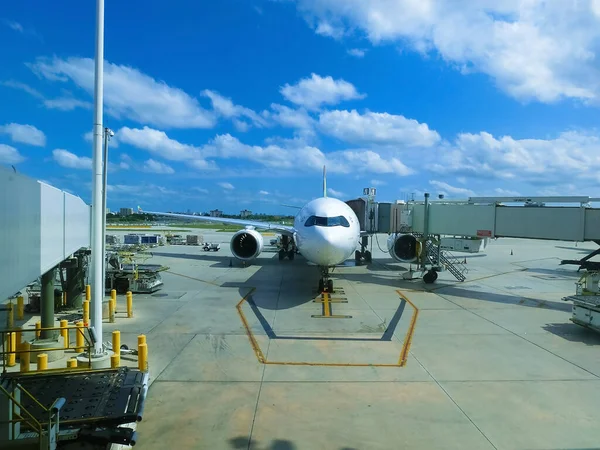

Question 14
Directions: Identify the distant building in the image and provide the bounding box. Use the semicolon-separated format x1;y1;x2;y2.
210;209;223;217
240;209;252;218
120;207;134;216
106;207;111;214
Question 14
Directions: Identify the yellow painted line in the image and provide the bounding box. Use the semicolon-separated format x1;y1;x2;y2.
396;290;419;367
236;288;266;363
236;288;419;368
323;292;331;317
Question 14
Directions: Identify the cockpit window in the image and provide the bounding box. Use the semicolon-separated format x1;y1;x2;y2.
304;215;350;227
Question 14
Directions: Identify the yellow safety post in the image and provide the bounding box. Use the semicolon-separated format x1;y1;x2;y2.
111;354;119;369
137;334;146;346
111;289;117;306
83;300;90;327
67;358;78;368
126;291;133;318
35;321;41;338
15;326;22;360
75;321;84;353
7;333;15;367
17;296;24;320
7;302;13;329
37;353;48;371
60;319;69;348
112;331;121;366
62;291;67;307
86;284;91;301
138;343;147;372
20;342;30;372
109;298;115;323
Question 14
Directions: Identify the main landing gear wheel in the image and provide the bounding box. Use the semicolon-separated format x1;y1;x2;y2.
278;249;285;261
354;249;372;265
423;269;438;284
288;250;295;260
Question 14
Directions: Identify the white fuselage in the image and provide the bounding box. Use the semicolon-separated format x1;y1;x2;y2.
292;197;361;267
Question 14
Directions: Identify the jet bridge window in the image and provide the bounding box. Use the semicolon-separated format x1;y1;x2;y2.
304;215;350;227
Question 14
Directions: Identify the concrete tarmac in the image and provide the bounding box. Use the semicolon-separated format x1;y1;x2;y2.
4;229;600;449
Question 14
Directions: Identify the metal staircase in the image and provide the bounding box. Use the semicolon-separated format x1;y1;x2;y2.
425;240;467;282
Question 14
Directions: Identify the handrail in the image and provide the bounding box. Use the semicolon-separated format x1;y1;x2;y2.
0;324;94;373
0;382;43;438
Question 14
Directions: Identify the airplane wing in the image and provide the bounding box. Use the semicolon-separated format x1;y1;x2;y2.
139;208;296;235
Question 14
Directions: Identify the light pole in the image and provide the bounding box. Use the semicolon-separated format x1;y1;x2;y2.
102;128;114;297
90;0;105;357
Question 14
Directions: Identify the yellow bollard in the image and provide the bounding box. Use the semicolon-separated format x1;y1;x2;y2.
112;331;121;365
75;321;84;353
109;299;115;323
37;353;48;371
35;321;41;338
126;291;133;318
137;334;146;346
111;289;117;303
17;296;24;320
15;327;22;360
110;353;119;368
60;320;69;348
86;284;91;301
62;291;67;307
7;333;16;367
67;358;78;368
83;300;89;327
138;343;147;372
7;302;13;329
20;342;30;372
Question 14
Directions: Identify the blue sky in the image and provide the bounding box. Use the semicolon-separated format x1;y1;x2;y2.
2;0;600;214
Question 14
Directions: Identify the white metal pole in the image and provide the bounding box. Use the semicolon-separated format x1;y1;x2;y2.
90;0;105;355
102;129;108;299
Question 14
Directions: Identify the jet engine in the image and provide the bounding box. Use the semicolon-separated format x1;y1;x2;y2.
387;233;421;263
230;229;264;261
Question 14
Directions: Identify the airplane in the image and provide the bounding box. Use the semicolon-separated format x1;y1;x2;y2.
139;166;424;291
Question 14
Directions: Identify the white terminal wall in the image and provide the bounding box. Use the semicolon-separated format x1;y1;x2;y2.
0;165;91;301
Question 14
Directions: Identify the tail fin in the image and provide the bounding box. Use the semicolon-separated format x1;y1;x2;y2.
323;165;327;198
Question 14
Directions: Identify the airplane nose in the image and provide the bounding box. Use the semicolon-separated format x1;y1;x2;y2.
313;227;346;264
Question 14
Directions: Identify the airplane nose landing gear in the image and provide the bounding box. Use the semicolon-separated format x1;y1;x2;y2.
318;266;334;293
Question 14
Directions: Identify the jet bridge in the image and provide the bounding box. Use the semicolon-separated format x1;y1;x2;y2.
347;195;600;283
0;165;91;302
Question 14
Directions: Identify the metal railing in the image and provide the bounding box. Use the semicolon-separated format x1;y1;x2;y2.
1;324;94;374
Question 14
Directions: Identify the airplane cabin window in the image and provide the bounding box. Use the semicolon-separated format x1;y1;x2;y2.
304;215;350;227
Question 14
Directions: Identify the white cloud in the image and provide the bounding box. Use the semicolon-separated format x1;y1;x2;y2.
117;126;203;162
28;56;216;129
318;109;440;147
52;149;92;170
263;103;316;132
292;0;600;104
5;20;23;33
0;144;25;164
280;73;366;110
347;48;366;58
202;89;267;128
327;187;345;197
429;180;475;197
0;80;44;99
142;159;175;174
218;182;235;190
259;190;270;195
494;187;521;196
328;149;413;176
371;179;386;186
0;123;46;146
44;97;92;111
428;130;600;184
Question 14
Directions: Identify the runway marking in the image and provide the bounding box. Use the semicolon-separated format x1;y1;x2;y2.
236;287;420;367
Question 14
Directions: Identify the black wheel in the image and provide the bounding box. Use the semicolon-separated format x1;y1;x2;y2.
279;249;285;261
288;250;295;260
318;279;325;292
355;250;361;262
364;250;372;263
327;279;334;292
423;270;438;284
